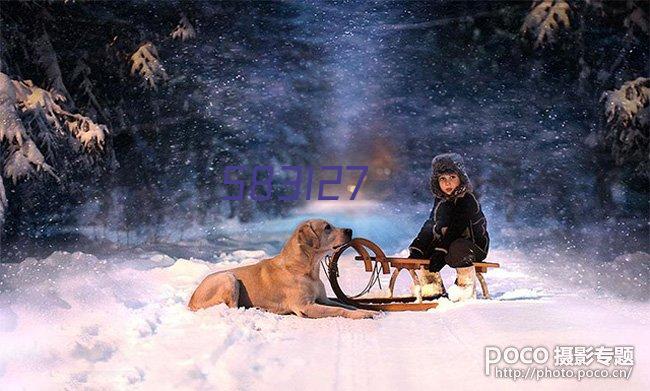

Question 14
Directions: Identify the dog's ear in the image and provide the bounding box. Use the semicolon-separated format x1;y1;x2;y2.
298;221;321;249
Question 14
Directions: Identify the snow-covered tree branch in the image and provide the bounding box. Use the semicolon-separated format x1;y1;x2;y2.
520;0;571;48
601;77;650;177
0;73;56;183
0;72;109;230
70;54;109;124
130;42;169;90
171;13;196;41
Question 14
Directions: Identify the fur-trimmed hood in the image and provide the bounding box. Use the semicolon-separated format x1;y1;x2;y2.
429;153;473;200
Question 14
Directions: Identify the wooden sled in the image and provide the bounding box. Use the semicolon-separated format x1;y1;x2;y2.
326;238;500;312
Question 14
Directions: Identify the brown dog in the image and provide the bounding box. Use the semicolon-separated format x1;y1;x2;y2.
188;219;378;319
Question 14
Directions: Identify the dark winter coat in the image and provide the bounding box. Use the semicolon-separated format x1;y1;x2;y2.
409;153;489;261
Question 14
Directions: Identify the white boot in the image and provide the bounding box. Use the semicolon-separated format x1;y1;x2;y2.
412;269;446;300
447;266;476;302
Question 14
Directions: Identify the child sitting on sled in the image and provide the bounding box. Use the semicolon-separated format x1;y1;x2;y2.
408;153;490;302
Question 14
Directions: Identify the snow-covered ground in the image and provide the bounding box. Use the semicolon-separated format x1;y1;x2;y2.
1;201;649;390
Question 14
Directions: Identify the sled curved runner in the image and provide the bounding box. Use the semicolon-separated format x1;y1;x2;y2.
327;238;500;311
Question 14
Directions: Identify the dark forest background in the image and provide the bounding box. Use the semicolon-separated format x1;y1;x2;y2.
1;0;648;261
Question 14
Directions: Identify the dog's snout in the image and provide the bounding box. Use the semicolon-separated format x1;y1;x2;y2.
343;228;353;237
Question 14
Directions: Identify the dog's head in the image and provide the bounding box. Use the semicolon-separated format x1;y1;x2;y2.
296;219;352;256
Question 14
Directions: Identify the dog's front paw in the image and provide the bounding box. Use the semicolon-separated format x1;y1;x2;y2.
351;309;379;319
365;310;382;319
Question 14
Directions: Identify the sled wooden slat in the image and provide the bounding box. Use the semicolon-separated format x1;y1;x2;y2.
352;296;421;303
474;261;500;268
353;256;500;271
359;302;439;311
353;257;430;268
326;298;438;311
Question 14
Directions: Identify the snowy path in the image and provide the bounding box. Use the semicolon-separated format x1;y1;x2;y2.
1;246;648;390
1;202;649;390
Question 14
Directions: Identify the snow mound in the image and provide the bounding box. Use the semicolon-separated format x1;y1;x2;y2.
497;288;545;301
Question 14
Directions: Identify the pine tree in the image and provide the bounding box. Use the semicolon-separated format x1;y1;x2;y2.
601;77;650;178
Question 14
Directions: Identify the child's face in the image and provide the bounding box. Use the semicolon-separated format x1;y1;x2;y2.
438;173;460;195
